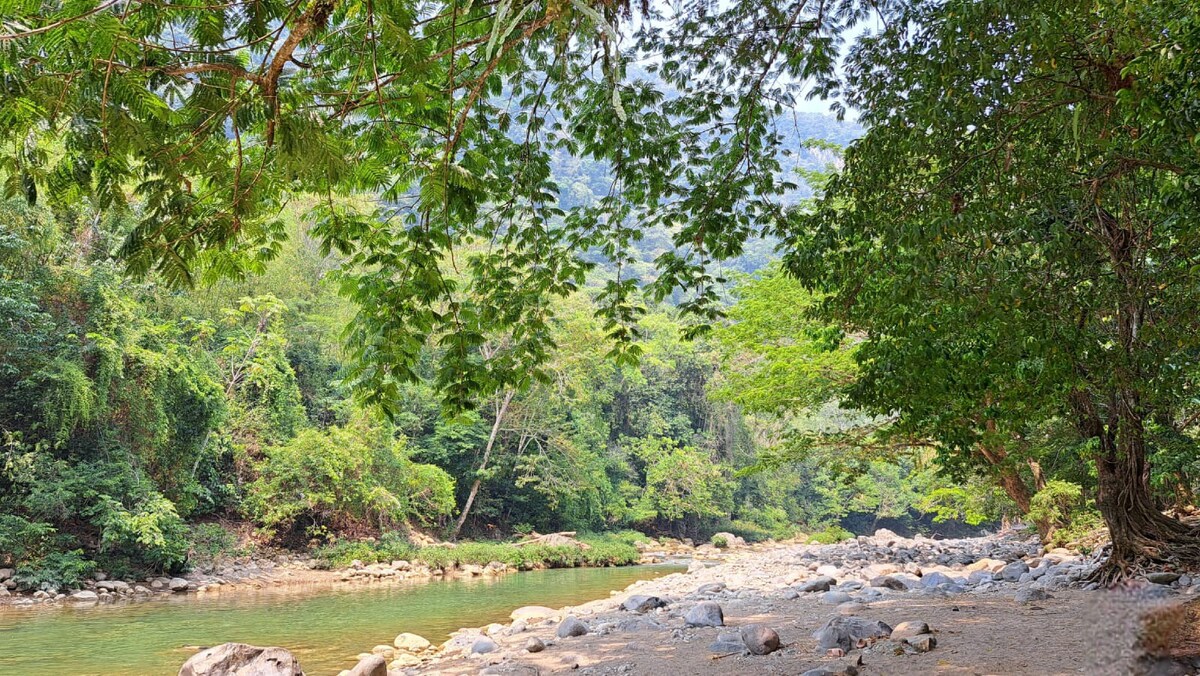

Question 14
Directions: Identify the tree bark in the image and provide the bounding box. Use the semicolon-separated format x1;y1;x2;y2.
975;434;1050;540
451;389;514;540
1071;389;1200;584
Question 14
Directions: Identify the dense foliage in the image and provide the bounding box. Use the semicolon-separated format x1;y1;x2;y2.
5;0;1199;586
788;0;1200;579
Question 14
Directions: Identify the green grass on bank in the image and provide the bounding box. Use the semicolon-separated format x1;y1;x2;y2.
315;531;646;570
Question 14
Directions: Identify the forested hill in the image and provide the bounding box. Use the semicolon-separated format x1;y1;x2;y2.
563;111;862;280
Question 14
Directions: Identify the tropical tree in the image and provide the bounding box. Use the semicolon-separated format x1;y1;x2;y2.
0;0;872;411
789;0;1200;580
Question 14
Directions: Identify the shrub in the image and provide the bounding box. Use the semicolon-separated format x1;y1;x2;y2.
14;550;96;591
808;525;853;545
314;532;640;570
245;420;456;538
188;523;249;566
711;535;728;549
1027;480;1083;534
315;531;418;568
95;493;190;571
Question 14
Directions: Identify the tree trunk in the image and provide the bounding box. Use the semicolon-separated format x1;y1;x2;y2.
1072;390;1200;584
451;389;514;540
976;436;1050;540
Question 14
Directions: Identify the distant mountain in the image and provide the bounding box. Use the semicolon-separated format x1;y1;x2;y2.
555;111;863;284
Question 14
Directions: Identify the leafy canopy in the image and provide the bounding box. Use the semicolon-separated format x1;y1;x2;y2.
1;0;875;408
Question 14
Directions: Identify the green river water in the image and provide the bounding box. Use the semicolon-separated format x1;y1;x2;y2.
0;564;684;676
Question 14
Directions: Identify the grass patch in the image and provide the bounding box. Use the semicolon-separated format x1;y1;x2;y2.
315;531;642;570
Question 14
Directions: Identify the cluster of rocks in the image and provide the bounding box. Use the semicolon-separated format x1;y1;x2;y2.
173;529;1198;675
339;559;513;583
1;567;202;607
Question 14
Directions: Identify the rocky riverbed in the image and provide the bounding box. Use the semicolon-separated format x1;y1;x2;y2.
316;529;1198;676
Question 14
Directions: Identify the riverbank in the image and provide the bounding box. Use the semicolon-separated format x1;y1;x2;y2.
347;530;1198;676
0;532;706;609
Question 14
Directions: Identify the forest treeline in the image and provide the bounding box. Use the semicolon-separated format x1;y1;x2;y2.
4;0;1200;588
1;196;975;590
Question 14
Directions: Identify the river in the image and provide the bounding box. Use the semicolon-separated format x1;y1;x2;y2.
0;564;685;675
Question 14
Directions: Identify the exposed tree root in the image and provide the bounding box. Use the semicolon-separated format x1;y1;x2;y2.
1089;528;1200;587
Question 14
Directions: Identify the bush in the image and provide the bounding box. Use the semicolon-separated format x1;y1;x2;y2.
711;535;728;548
315;531;418;568
807;525;853;544
96;493;190;572
188;523;250;566
14;550;96;591
315;532;640;570
1027;480;1083;534
245;419;456;538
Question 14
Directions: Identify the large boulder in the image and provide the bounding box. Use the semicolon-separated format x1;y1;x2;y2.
169;577;191;592
999;561;1030;582
393;633;431;652
889;621;931;640
740;624;782;655
179;643;304;676
813;617;892;652
556;615;589;638
685;601;725;627
510;605;558;622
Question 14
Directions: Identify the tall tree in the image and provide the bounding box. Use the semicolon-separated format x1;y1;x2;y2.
789;0;1200;580
1;0;873;409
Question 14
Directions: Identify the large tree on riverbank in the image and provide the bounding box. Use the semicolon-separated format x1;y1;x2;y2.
787;0;1200;581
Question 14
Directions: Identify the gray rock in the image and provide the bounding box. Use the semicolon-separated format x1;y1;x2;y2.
999;561;1029;581
684;600;725;627
179;642;304;676
921;572;954;588
524;637;546;653
799;576;837;592
1146;572;1182;585
697;582;727;594
1014;588;1052;605
889;621;930;640
870;575;908;591
622;595;667;613
0;568;13;581
821;590;853;605
470;638;499;654
556;615;589;638
967;571;994;585
168;577;190;592
740;624;781;655
708;630;746;654
813;617;891;652
68;590;98;602
345;655;386;676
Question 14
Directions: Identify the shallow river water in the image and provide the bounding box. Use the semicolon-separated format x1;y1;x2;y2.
0;564;684;675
